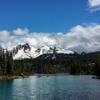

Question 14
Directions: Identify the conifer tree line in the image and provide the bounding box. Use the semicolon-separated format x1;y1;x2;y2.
0;46;100;77
0;47;33;76
0;47;13;75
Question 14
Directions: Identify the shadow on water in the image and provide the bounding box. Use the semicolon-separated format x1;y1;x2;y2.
0;80;14;100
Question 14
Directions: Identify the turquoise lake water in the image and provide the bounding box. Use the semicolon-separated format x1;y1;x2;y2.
0;74;100;100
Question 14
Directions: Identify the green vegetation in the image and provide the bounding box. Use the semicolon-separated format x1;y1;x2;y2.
0;47;100;78
0;48;13;75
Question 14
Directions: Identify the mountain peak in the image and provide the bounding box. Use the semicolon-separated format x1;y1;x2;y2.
12;43;73;60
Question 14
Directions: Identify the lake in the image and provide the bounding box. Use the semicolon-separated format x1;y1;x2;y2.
0;74;100;100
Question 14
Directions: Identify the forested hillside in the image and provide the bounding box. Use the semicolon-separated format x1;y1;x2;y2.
0;46;100;77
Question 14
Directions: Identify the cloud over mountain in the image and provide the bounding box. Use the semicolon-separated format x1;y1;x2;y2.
0;23;100;53
13;28;29;36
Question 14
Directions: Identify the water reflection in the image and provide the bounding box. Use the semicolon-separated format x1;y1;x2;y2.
0;80;14;100
0;75;100;100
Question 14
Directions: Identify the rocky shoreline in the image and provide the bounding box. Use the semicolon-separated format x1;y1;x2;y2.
0;75;28;80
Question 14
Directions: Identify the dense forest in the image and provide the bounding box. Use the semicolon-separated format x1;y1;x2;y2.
0;46;100;77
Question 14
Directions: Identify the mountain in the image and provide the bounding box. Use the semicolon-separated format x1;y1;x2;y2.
12;43;73;60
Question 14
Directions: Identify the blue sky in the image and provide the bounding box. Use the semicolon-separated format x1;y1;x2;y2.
0;0;100;53
0;0;100;32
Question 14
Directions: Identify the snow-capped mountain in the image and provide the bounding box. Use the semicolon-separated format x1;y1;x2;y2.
12;43;73;60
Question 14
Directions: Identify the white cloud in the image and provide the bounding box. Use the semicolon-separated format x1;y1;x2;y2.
88;0;100;11
0;23;100;53
0;30;10;41
13;28;29;35
88;0;100;7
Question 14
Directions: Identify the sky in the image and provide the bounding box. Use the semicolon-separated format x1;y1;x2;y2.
0;0;100;32
0;0;100;53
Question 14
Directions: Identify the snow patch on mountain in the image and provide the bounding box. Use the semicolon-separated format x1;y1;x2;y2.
12;43;74;60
